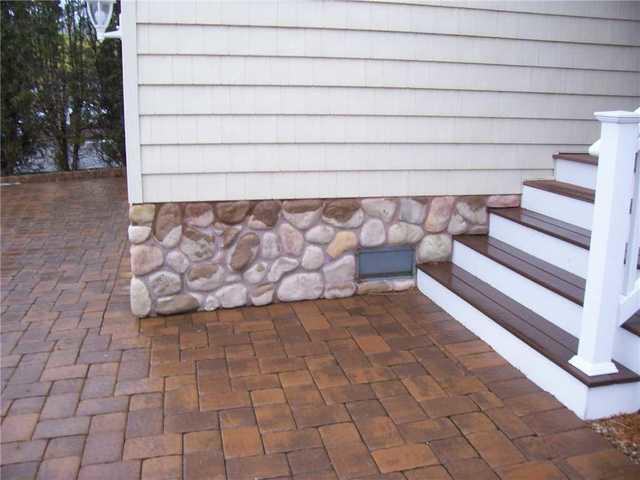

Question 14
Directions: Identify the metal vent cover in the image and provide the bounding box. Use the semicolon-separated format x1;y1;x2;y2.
356;246;415;281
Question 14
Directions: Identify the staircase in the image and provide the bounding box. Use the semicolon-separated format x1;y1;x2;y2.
417;143;640;420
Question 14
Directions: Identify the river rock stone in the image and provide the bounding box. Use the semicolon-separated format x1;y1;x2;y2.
301;245;324;270
277;273;324;302
278;224;304;256
216;284;247;308
424;196;456;232
248;201;281;229
229;233;260;271
417;234;452;263
361;198;397;222
225;273;242;283
268;257;300;282
148;270;182;297
305;225;335;244
323;255;355;289
456;196;487;225
468;224;489;235
156;294;199;315
130;277;151;317
180;227;215;261
260;232;279;259
128;225;151;244
325;284;356;299
357;281;393;294
204;294;220;311
399;198;427;224
388;222;424;245
326;231;358;258
447;213;468;235
323;199;360;223
323;200;364;228
166;250;190;274
390;278;415;291
324;255;357;299
161;226;182;248
244;261;267;284
129;204;155;225
250;284;274;306
360;219;386;247
185;203;214;227
222;226;241;248
282;200;323;230
487;194;520;208
215;201;251;225
154;204;182;242
131;245;164;275
407;223;424;244
187;263;225;291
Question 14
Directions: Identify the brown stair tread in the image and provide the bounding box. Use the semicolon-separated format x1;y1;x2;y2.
623;312;640;337
523;180;595;203
455;235;586;306
418;262;639;387
490;207;590;250
552;152;598;166
490;207;640;274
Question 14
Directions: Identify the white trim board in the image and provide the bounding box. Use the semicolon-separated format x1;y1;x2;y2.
122;0;143;203
615;327;640;374
488;213;589;279
451;240;582;336
554;158;597;190
521;185;594;230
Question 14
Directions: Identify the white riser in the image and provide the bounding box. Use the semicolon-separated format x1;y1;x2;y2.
555;159;597;190
615;328;640;374
417;269;640;420
452;232;640;373
522;186;593;230
452;241;582;336
489;214;588;279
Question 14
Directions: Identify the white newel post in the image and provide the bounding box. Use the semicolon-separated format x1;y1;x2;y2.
569;110;640;376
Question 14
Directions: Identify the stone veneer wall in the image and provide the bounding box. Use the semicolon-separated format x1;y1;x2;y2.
128;195;519;317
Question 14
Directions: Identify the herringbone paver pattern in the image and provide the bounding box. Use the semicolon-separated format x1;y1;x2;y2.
2;177;639;479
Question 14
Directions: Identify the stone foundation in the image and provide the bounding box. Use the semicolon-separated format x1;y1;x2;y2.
129;194;519;317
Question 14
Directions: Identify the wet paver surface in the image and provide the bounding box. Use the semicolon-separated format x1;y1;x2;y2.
1;177;638;479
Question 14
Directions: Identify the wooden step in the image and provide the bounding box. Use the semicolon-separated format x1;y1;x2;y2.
624;312;640;337
523;180;595;203
552;152;598;166
489;208;640;335
490;207;590;250
455;235;585;305
418;262;639;387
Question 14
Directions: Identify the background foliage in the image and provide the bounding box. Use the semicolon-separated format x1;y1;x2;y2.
1;0;124;176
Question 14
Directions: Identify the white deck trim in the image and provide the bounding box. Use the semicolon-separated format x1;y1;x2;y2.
122;0;142;203
522;185;593;230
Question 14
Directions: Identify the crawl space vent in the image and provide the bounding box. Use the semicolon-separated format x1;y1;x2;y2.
356;246;415;281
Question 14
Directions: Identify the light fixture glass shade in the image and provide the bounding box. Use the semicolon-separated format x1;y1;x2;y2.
86;0;115;40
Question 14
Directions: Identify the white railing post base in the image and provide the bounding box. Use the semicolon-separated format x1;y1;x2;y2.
572;110;640;376
569;355;618;376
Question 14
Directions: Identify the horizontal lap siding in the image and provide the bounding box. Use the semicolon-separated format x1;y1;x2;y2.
140;144;578;174
139;116;595;145
138;86;639;118
140;169;546;203
134;0;640;202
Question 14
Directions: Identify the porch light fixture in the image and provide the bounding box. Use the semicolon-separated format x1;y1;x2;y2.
85;0;120;42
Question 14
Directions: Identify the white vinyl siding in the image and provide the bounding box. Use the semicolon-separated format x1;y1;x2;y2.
130;0;640;203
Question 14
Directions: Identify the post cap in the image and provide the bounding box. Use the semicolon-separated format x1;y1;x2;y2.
594;110;640;124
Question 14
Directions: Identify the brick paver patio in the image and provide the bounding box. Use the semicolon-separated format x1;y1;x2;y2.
2;177;639;479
